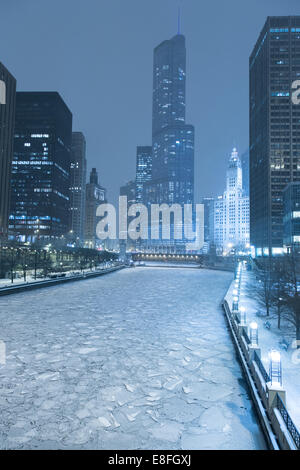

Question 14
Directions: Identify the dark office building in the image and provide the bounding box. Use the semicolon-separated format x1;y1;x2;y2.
149;33;195;207
70;132;87;243
241;149;249;197
10;92;72;241
120;180;136;250
250;16;300;255
0;62;16;238
85;168;106;249
201;197;215;243
136;146;152;203
283;182;300;250
120;180;136;206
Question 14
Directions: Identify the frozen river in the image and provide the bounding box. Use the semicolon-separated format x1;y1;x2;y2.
0;267;266;449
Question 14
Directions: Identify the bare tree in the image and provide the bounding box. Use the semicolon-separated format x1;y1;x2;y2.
280;248;300;346
253;256;273;316
271;258;287;329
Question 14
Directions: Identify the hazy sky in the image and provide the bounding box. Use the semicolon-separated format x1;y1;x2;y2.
1;0;299;205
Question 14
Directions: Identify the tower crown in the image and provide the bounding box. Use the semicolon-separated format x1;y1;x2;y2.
228;147;241;169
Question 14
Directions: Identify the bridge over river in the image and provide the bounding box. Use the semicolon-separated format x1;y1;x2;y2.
0;267;266;449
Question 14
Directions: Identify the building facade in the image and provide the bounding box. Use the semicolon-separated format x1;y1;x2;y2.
70;132;87;244
10;92;72;241
0;62;16;239
120;180;136;206
241;148;249;197
136;146;152;203
120;180;136;250
250;16;300;256
213;148;250;254
283;182;300;251
149;33;194;208
138;32;195;251
201;197;215;243
84;168;106;249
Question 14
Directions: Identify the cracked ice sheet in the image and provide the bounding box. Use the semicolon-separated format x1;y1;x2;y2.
0;268;266;449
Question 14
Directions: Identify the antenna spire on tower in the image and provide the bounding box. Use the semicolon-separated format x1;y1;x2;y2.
177;6;181;35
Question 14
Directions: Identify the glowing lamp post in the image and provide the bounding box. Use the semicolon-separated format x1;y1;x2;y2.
267;349;286;408
269;350;282;387
232;296;239;312
249;322;258;346
239;306;246;325
248;321;261;361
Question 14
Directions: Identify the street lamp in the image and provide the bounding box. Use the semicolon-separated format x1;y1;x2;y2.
232;296;239;312
249;321;258;345
240;306;247;324
269;349;282;387
10;248;14;284
34;250;38;280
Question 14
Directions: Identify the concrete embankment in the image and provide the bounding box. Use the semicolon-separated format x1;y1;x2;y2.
0;265;126;297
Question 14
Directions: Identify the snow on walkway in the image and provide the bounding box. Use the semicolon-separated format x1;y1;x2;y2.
225;266;300;433
0;268;265;449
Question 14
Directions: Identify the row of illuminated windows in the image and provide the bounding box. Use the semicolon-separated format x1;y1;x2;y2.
12;160;53;165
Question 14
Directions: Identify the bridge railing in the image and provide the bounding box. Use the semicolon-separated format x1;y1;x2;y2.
242;328;251;345
253;350;270;383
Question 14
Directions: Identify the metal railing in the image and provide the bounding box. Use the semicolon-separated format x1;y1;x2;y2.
242;328;251;345
254;350;270;383
276;394;300;450
234;312;241;324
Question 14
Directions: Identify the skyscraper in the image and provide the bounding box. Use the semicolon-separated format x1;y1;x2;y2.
120;180;136;250
139;31;195;252
283;182;300;251
0;62;16;239
70;132;87;243
10;92;72;241
240;149;249;197
85;168;106;249
250;16;300;256
136;146;152;203
149;33;194;207
213;148;250;253
120;180;136;206
201;197;215;243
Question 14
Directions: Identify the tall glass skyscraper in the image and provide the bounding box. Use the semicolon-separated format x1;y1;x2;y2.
0;62;16;239
149;33;194;206
136;146;152;203
250;16;300;255
85;168;106;249
241;148;249;197
10;92;72;241
70;132;87;243
283;182;300;250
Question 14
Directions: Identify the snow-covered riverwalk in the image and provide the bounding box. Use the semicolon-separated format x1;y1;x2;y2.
0;267;266;449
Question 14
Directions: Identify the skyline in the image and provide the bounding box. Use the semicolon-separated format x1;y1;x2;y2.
1;0;300;208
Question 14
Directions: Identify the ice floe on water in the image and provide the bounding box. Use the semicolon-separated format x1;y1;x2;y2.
0;267;266;449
